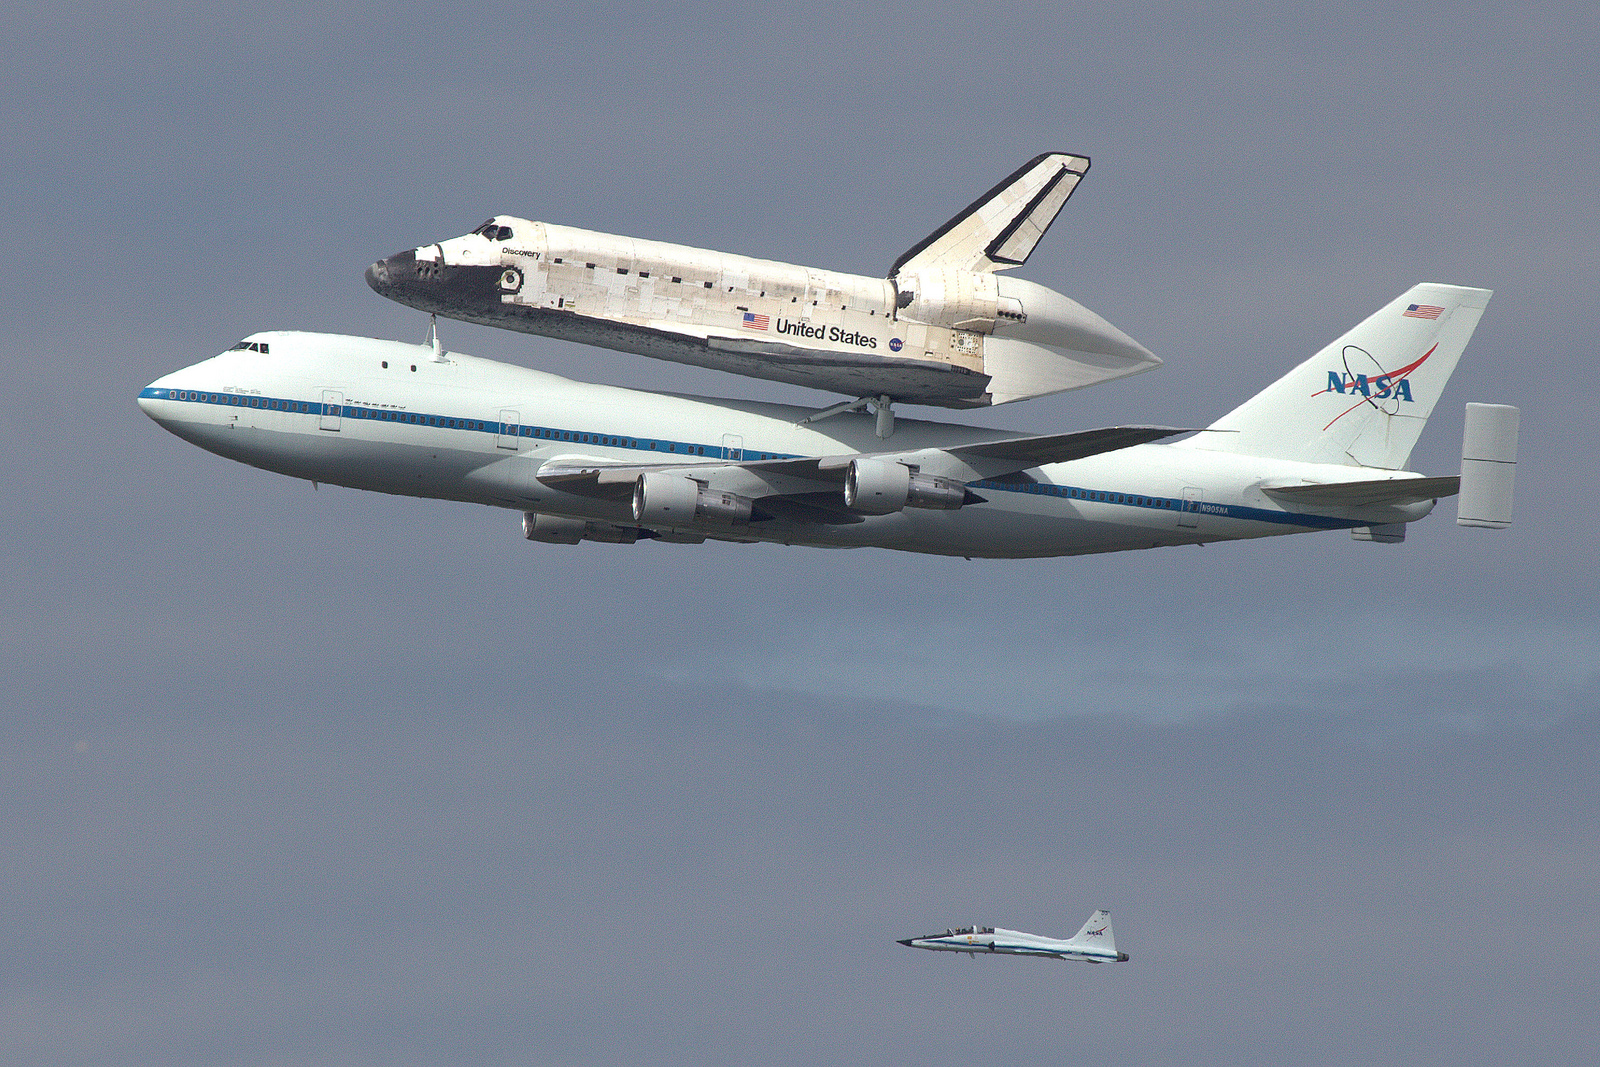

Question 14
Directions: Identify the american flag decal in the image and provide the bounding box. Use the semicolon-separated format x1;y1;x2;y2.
742;311;770;330
1403;304;1444;320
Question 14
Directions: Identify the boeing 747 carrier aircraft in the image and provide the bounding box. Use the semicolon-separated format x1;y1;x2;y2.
899;910;1129;963
365;152;1159;422
138;283;1517;558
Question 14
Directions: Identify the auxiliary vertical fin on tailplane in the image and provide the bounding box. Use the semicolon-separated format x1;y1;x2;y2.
1187;284;1492;470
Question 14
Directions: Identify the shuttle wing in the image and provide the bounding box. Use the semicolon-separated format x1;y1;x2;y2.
890;152;1091;275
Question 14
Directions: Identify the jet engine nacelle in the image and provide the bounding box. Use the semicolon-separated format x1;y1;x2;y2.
523;510;641;544
843;457;968;514
632;472;752;527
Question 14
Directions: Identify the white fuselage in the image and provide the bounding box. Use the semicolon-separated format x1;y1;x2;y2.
902;927;1122;963
138;332;1434;559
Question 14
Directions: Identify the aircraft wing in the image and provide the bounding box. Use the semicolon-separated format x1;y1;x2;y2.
890;152;1091;275
534;425;1189;517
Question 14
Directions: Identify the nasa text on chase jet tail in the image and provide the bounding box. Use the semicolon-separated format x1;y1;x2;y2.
138;283;1517;560
899;910;1129;963
365;153;1159;428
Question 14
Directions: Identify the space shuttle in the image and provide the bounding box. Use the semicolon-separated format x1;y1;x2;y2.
898;909;1129;963
365;153;1158;424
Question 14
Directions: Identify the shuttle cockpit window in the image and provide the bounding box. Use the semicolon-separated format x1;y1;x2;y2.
473;220;514;242
227;339;270;354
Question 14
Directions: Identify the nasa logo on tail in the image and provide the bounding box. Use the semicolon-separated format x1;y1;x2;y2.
1323;371;1415;401
1313;341;1442;430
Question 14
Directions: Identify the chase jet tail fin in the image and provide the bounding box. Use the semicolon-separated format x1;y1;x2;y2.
1067;909;1116;953
889;153;1090;276
1185;284;1493;471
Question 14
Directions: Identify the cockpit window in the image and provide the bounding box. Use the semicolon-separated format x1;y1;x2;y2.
228;339;269;354
473;220;514;241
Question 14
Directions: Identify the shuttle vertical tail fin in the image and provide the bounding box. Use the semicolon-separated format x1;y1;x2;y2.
1188;284;1492;470
890;153;1090;276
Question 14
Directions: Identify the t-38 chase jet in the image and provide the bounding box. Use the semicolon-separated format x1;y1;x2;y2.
138;282;1517;558
899;910;1130;963
364;153;1159;424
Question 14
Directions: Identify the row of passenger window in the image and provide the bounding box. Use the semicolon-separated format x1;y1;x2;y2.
171;390;310;412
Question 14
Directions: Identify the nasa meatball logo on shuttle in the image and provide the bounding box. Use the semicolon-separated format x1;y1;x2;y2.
888;337;904;352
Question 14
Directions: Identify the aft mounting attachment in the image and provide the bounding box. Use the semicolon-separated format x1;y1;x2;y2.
796;394;897;438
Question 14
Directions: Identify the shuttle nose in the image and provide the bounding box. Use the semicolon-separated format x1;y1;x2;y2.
364;243;501;319
365;248;416;295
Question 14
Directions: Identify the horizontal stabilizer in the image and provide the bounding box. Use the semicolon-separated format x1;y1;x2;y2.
946;425;1191;471
891;153;1091;275
1262;476;1460;509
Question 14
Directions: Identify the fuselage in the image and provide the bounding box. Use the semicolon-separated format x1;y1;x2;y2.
138;332;1434;559
899;926;1127;963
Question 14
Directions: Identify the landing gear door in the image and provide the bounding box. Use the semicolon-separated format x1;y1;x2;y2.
319;390;343;431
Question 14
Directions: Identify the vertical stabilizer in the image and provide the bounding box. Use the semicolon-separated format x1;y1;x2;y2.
890;153;1090;276
1067;909;1117;954
1189;284;1492;470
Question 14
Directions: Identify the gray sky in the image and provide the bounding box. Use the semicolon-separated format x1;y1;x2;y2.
4;2;1596;1064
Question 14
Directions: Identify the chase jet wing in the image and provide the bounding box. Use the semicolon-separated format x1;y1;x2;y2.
534;425;1190;514
890;152;1091;276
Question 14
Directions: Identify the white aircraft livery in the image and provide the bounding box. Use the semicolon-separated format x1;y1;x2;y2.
138;283;1517;559
364;152;1160;414
899;910;1129;963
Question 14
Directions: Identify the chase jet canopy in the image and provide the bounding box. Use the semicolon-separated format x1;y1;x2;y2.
889;152;1090;276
